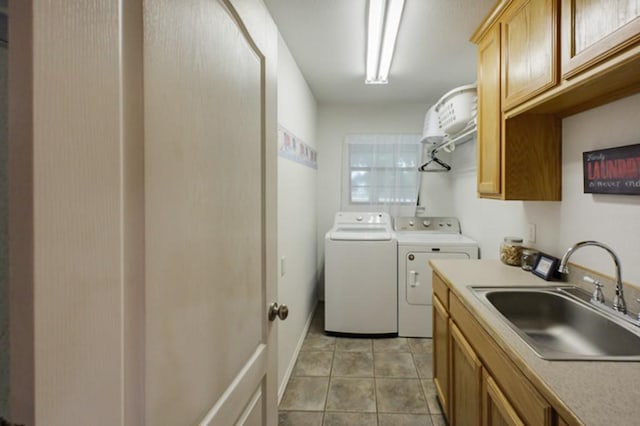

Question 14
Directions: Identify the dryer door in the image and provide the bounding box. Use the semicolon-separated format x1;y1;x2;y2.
406;252;470;305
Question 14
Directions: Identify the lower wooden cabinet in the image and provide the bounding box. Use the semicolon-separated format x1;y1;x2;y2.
448;322;528;426
483;370;525;426
432;271;573;426
432;295;450;418
450;323;482;426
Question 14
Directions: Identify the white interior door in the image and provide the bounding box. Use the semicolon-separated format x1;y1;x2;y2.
144;1;278;424
8;1;277;424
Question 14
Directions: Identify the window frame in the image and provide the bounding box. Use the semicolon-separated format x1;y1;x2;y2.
341;134;422;210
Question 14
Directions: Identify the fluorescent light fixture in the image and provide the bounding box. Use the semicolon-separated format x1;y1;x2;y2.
366;0;385;83
366;0;405;84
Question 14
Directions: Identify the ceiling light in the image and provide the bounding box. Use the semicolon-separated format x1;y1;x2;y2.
365;0;405;84
366;0;385;83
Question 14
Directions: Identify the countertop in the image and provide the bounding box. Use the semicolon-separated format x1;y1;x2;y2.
430;259;640;426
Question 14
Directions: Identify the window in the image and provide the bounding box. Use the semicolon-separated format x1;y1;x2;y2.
342;134;421;210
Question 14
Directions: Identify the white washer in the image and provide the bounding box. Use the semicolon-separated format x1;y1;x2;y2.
324;212;398;335
395;217;478;338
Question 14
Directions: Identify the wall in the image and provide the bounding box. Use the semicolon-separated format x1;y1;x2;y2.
276;35;319;399
449;92;640;286
0;35;8;421
315;103;453;296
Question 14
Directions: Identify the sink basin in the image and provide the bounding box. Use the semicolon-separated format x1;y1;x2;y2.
471;287;640;361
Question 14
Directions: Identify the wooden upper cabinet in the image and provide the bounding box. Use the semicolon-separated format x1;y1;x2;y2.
473;3;562;201
562;0;640;78
477;24;502;197
501;0;559;109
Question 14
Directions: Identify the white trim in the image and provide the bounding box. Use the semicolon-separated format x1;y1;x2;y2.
277;299;318;404
199;344;267;425
235;388;262;425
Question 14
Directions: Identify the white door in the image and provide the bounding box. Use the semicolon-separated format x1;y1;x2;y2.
8;1;277;424
144;0;278;425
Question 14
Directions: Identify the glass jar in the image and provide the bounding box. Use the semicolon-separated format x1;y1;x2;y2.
500;237;523;266
521;248;538;271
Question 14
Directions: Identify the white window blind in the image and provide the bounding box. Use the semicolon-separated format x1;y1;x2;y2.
342;134;421;215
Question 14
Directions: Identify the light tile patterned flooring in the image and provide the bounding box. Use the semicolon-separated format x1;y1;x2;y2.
279;304;446;426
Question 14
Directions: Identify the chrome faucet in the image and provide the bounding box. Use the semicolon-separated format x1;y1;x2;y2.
558;241;627;314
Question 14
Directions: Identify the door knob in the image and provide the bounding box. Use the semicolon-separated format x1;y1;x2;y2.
268;302;289;321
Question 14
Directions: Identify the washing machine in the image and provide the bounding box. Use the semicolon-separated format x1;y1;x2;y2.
395;217;478;338
324;212;397;335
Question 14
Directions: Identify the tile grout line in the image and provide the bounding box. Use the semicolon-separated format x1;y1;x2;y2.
320;339;332;424
373;348;379;426
280;305;440;424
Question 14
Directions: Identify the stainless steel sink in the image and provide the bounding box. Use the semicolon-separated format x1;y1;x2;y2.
471;287;640;361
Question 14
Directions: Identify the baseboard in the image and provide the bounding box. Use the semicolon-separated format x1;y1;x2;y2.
277;298;318;404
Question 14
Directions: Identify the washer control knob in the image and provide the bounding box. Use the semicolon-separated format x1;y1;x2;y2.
356;216;363;221
408;220;414;226
422;220;431;227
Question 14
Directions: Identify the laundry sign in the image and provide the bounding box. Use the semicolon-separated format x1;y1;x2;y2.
583;143;640;195
277;125;317;169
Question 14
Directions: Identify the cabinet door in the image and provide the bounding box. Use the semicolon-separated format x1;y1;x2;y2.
450;322;482;426
477;24;502;197
562;0;640;78
501;0;558;109
483;370;525;426
433;295;450;418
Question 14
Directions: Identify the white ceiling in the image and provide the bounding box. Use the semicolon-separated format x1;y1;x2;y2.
263;0;496;105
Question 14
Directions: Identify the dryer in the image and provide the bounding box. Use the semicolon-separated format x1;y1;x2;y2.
395;217;478;338
324;212;397;335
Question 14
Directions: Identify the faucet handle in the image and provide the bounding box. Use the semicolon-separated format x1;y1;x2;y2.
613;292;627;314
584;276;604;303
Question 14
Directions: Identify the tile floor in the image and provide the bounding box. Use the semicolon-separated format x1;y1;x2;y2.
279;304;446;426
